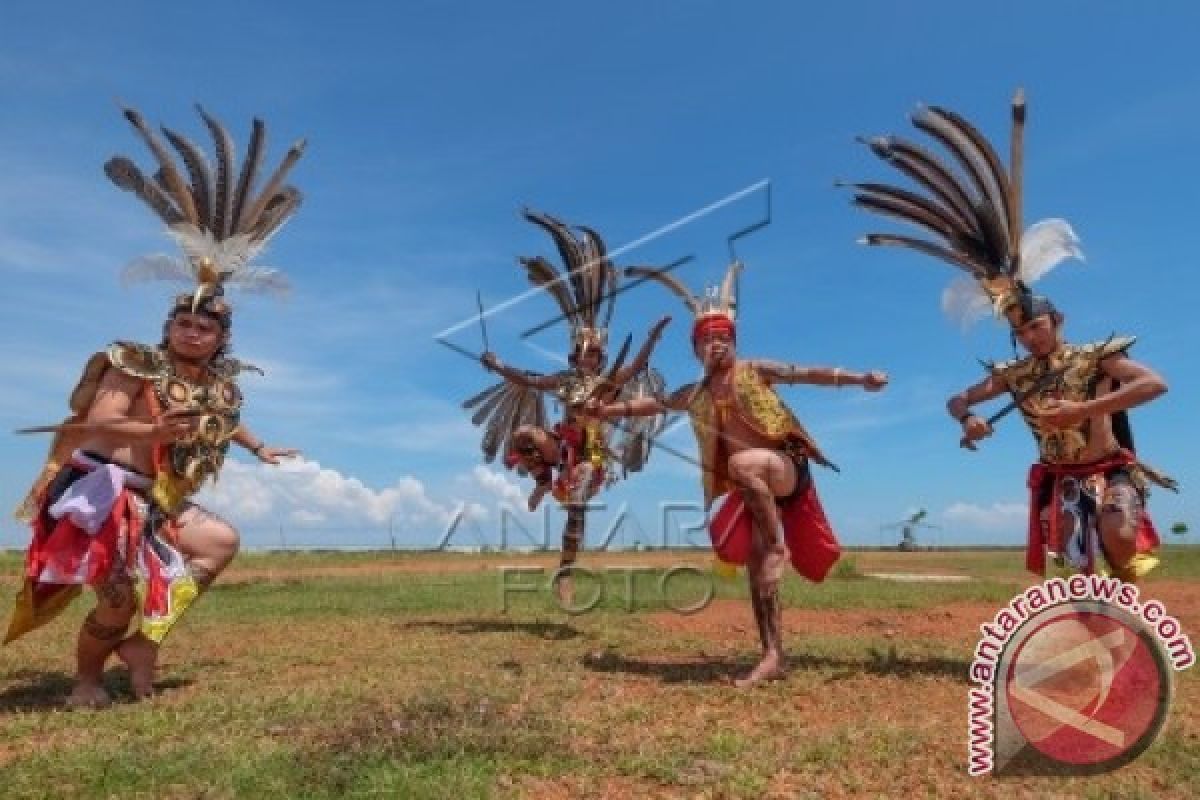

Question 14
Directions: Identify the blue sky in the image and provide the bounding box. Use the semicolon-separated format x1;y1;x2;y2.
1;1;1197;549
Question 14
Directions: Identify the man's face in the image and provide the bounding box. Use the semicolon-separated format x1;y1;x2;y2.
694;330;735;371
1013;314;1061;358
576;346;603;374
167;312;225;363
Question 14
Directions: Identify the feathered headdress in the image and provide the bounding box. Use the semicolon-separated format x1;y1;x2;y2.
846;90;1083;328
519;209;618;359
105;105;305;322
625;260;741;341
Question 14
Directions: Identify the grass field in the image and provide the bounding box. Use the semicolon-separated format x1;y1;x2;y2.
1;547;1197;799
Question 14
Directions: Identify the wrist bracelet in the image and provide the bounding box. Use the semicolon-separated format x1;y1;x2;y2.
832;368;843;387
956;411;974;424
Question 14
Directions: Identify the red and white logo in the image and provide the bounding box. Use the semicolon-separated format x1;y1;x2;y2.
967;576;1193;777
979;599;1176;777
1001;604;1171;772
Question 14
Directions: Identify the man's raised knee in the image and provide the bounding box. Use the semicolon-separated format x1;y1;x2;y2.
213;522;241;558
728;454;761;487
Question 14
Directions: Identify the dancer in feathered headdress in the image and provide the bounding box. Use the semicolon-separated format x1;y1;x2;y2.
465;209;670;604
588;260;889;687
848;89;1176;581
5;106;304;707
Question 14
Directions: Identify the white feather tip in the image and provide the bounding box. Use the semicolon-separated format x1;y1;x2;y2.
1019;218;1084;285
940;276;992;330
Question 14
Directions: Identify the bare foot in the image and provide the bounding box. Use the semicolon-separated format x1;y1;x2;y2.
554;573;575;608
734;651;787;689
65;681;112;709
116;635;159;699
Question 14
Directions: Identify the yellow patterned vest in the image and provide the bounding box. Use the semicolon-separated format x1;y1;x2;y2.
687;362;829;508
989;337;1134;464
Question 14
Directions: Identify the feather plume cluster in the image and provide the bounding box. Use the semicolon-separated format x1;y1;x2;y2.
847;96;1083;325
107;105;304;297
519;209;618;339
461;380;548;463
610;367;667;475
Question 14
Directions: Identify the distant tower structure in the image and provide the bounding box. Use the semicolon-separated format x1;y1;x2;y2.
881;510;940;551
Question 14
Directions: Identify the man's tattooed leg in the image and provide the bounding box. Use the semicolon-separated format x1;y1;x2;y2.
82;610;128;641
69;573;135;708
555;509;585;607
735;576;787;689
1099;478;1143;573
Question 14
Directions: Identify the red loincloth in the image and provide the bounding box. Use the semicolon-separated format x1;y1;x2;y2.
5;451;194;645
709;481;841;583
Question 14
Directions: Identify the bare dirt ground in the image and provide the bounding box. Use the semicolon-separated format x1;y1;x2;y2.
650;580;1200;645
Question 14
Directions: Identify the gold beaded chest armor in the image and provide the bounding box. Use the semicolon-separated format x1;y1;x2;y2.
13;342;260;521
627;260;835;507
554;370;612;469
106;342;260;509
990;337;1134;463
555;370;606;412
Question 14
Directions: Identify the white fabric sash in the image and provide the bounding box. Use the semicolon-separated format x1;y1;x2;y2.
47;450;152;535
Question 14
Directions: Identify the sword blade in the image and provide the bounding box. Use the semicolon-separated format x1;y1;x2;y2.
14;408;207;435
476;290;490;353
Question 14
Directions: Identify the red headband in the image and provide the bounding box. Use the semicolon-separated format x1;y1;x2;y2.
692;314;735;341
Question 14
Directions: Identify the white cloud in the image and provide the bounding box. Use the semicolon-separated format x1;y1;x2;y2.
469;465;527;508
288;509;328;525
940;501;1027;533
196;456;460;529
188;457;550;549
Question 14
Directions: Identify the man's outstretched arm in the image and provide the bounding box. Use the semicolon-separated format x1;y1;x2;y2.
589;382;697;418
480;352;562;390
85;369;194;444
233;426;301;465
753;360;889;391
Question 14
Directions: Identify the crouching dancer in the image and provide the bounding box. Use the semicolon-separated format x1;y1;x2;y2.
5;105;304;706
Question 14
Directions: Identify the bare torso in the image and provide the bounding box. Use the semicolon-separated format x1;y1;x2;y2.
78;370;157;474
707;361;778;457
